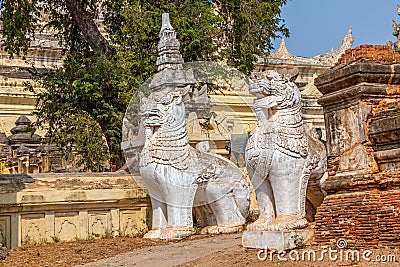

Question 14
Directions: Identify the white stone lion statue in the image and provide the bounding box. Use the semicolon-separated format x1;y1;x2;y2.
245;70;327;231
139;88;250;240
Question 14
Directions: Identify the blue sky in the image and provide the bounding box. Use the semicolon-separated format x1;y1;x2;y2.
274;0;398;57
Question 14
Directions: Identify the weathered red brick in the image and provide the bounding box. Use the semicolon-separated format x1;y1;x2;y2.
335;45;400;66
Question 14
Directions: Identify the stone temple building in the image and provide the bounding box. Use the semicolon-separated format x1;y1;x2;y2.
0;26;63;136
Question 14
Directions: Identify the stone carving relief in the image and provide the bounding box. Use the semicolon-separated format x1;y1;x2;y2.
120;209;148;237
21;214;45;243
139;88;250;240
186;110;232;139
244;70;327;235
338;143;369;174
55;212;79;241
89;211;111;238
330;109;359;155
0;217;9;248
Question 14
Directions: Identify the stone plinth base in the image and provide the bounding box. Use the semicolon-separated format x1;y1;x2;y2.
242;228;314;250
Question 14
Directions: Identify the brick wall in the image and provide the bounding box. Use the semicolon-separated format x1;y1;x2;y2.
315;189;400;247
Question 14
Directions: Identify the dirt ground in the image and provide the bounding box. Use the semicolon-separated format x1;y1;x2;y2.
0;237;166;267
1;233;400;267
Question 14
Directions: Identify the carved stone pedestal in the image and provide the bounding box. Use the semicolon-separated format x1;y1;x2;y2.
242;228;314;250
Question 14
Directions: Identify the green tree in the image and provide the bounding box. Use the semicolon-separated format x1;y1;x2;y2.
0;0;288;171
25;52;131;171
214;0;290;74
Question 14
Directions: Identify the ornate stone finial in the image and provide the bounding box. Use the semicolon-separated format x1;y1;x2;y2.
387;5;400;52
161;13;172;30
10;115;32;135
313;27;354;65
334;27;354;58
270;39;296;60
156;13;184;71
15;115;31;126
9;115;41;146
341;27;354;49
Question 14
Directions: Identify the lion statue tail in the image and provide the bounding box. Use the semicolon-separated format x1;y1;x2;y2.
304;124;327;222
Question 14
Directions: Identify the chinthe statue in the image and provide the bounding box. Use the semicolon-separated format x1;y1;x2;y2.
242;69;327;250
139;88;250;240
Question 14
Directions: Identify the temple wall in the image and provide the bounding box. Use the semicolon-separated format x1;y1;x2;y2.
0;71;40;136
315;189;400;247
0;27;62;137
0;173;150;249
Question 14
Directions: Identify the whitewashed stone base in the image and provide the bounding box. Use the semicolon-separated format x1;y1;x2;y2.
0;173;150;249
242;228;314;250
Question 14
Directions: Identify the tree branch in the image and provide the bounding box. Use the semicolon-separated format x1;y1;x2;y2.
65;0;115;57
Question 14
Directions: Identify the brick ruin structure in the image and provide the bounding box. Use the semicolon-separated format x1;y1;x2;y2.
314;45;400;247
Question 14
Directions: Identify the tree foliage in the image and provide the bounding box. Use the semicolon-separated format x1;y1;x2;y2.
26;52;131;171
215;0;290;74
0;0;288;171
0;0;38;56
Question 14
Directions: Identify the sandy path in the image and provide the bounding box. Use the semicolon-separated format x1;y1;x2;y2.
79;233;242;267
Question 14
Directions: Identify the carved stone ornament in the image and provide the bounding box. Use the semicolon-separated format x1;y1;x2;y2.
139;87;250;240
387;4;400;52
242;70;327;250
